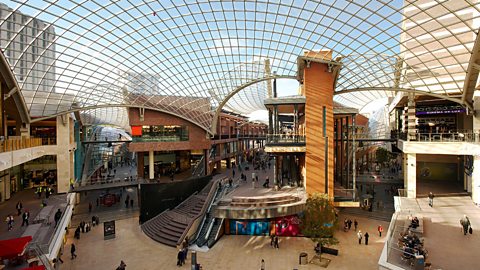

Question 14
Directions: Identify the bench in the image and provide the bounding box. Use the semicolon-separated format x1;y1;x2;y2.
405;216;423;235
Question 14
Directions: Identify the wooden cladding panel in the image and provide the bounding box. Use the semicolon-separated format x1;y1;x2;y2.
304;62;335;197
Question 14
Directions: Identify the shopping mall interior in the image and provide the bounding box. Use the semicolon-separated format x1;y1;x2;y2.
1;1;480;269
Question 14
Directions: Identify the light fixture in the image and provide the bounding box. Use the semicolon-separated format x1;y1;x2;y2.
428;122;435;126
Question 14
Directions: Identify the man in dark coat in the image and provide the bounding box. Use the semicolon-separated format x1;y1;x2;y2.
70;243;77;259
364;232;369;245
54;209;62;227
177;249;184;266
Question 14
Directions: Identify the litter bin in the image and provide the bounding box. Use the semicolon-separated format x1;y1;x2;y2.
299;252;308;265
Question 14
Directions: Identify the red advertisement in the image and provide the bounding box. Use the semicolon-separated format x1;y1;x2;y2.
274;215;302;236
131;126;142;136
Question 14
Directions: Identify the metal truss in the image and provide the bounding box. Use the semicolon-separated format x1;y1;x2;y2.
0;0;479;132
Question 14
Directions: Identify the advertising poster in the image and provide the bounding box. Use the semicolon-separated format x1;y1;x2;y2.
274;215;302;236
229;219;270;235
104;220;116;240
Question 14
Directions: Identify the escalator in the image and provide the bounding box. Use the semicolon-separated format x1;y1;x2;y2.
193;181;226;248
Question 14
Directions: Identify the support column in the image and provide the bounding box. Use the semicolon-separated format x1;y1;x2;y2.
472;156;480;205
56;115;73;193
340;117;344;187
149;150;154;180
352;115;356;199
346;116;350;189
303;51;335;196
471;96;480;204
407;94;416;141
273;156;278;188
404;153;416;198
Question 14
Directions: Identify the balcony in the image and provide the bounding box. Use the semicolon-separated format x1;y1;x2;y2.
0;136;56;153
266;134;306;145
397;130;480;143
265;134;306;153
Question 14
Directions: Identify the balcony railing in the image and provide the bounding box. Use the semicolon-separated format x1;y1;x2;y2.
397;130;480;143
0;136;56;153
131;135;188;142
266;134;306;145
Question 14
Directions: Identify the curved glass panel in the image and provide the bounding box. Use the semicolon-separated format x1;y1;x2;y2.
0;1;478;129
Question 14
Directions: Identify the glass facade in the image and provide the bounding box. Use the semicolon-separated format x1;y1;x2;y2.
133;125;189;142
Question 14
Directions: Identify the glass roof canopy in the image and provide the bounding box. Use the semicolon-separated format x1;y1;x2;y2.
0;0;479;133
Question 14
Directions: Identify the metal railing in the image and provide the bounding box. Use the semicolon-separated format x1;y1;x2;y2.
397;130;480;143
266;134;306;145
0;136;55;153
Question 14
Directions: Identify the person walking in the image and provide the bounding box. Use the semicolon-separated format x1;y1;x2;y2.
116;260;127;270
22;211;29;226
260;259;265;270
357;230;363;244
6;215;14;231
354;219;358;231
70;243;77;259
16;201;23;216
54;209;62;227
274;235;279;249
428;192;435;207
378;225;383;237
364;232;369;245
270;234;275;247
460;215;471;235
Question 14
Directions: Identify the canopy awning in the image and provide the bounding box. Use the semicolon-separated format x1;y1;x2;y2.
0;236;32;258
21;266;46;270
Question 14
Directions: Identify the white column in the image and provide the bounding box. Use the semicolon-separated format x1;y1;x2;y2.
405;153;416;198
56;115;72;193
472;156;480;205
149;150;154;180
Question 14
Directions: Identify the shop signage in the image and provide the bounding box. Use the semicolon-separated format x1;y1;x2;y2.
416;105;466;115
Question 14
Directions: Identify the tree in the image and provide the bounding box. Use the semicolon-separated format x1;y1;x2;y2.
375;147;390;164
300;193;339;262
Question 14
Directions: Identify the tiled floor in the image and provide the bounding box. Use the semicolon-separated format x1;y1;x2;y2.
59;213;387;270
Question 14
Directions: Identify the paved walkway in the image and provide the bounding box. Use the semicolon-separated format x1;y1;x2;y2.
59;213;388;270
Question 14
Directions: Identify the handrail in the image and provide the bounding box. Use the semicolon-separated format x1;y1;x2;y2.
176;178;220;247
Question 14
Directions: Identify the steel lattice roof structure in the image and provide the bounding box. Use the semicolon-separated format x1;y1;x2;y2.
1;0;480;134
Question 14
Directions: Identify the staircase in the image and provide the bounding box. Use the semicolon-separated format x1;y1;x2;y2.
141;181;215;247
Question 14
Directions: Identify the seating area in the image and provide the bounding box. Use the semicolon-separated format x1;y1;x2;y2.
141;182;214;247
405;215;423;235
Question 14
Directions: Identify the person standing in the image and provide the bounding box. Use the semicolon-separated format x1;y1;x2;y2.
70;243;77;259
22;211;29;226
428;192;435;207
364;232;369;245
261;259;265;270
378;225;383;237
347;219;352;230
274;235;279;249
354;219;358;231
270;234;275;247
357;230;363;244
177;249;184;266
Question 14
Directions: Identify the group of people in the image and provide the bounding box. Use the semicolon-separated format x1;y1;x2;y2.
343;218;358;232
176;239;189;266
399;230;428;260
355;224;383;246
74;216;99;239
6;201;31;231
270;234;280;249
35;185;54;199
